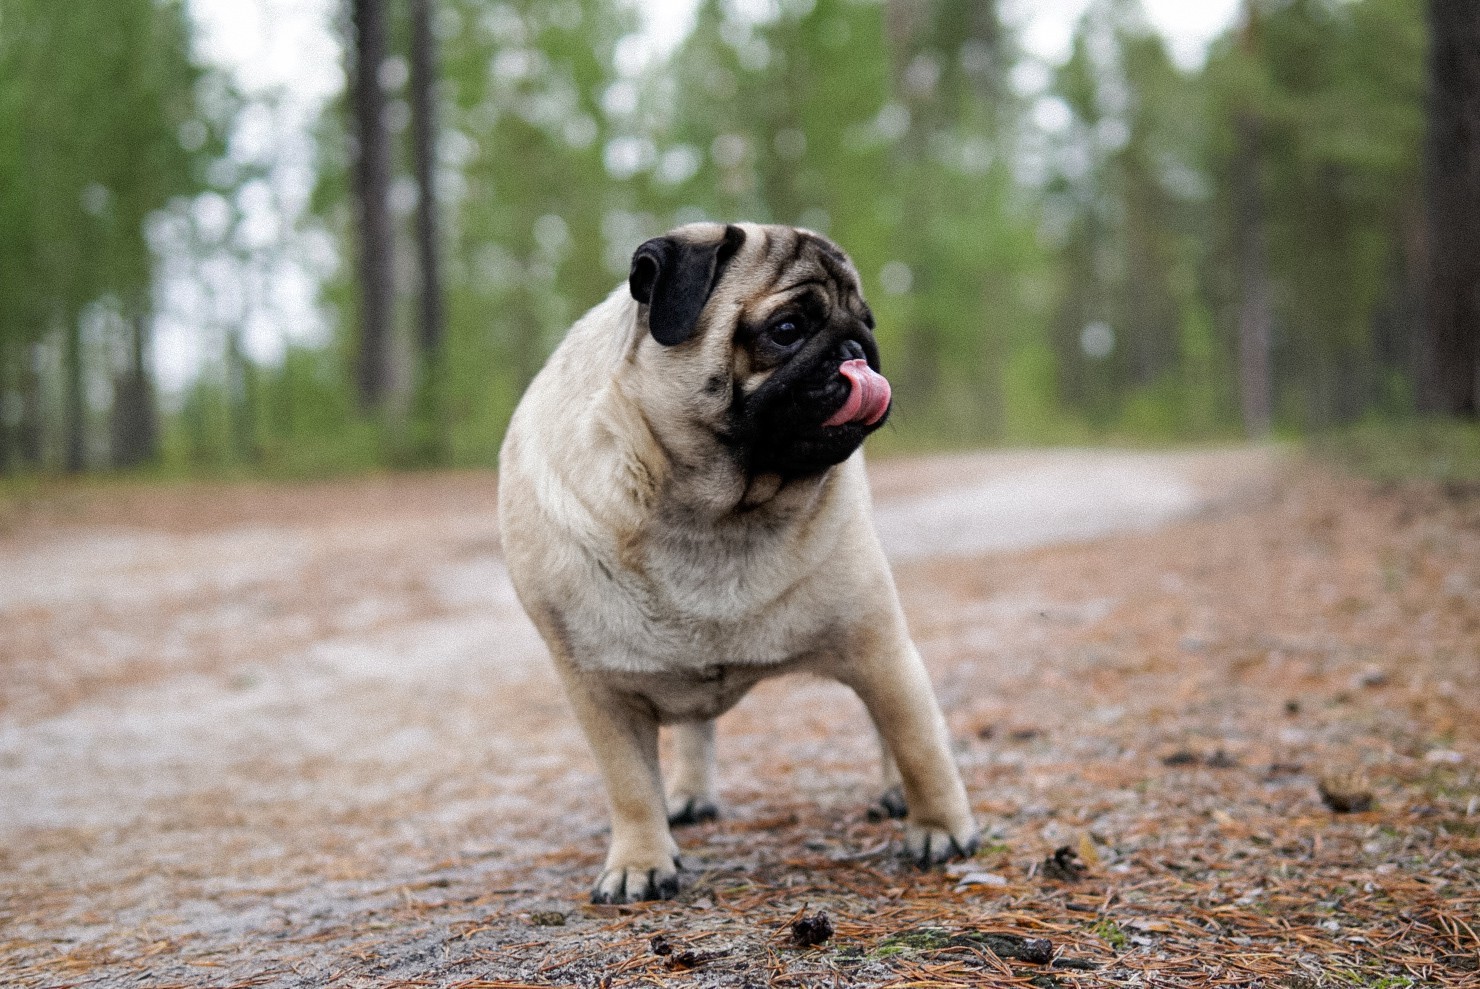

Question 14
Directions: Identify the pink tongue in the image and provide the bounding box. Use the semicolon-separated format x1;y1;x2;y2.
822;359;892;428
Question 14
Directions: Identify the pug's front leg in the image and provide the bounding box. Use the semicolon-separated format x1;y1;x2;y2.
841;631;979;865
556;666;681;903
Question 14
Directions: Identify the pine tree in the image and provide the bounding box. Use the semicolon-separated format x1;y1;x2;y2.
1419;0;1480;415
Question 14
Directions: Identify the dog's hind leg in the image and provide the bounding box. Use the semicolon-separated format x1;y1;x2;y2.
666;719;720;825
867;725;909;820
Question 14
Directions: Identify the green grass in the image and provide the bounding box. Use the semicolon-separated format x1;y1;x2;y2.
866;943;908;960
1331;972;1415;989
0;467;164;532
1092;919;1128;950
1311;416;1480;484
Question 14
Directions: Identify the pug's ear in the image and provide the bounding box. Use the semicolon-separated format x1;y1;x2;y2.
629;225;745;346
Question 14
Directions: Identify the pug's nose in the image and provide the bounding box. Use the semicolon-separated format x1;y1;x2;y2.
838;339;866;363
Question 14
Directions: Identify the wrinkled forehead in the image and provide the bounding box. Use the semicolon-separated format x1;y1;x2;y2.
718;224;871;325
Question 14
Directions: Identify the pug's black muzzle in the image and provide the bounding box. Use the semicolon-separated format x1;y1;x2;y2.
728;324;888;479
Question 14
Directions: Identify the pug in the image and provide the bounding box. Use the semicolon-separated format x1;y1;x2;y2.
498;222;979;904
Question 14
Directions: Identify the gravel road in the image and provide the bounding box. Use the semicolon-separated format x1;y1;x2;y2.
0;447;1286;986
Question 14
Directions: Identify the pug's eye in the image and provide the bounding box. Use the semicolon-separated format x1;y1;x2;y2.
767;320;804;348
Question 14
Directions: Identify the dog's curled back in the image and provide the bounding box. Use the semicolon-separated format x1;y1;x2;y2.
498;222;978;903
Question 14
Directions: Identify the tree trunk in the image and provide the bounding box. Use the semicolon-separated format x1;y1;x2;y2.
882;0;941;415
351;0;395;412
409;0;448;460
1233;113;1274;438
1233;3;1274;439
409;0;445;361
18;344;42;466
0;348;11;475
226;327;258;463
63;314;85;472
111;310;158;468
977;279;1005;444
1418;0;1480;415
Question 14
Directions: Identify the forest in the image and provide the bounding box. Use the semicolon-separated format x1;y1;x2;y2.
0;0;1475;476
4;5;1480;985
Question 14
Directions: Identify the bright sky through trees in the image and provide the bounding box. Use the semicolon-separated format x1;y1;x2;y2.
157;0;1241;395
7;0;1442;476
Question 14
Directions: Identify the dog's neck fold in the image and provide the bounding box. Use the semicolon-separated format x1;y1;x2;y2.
739;471;784;508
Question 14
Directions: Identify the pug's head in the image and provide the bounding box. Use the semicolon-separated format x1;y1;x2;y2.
627;222;890;484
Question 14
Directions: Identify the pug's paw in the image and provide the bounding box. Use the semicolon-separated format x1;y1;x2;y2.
903;820;979;867
591;857;681;904
667;793;719;827
867;784;908;821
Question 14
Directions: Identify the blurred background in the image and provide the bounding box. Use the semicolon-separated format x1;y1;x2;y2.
0;0;1475;478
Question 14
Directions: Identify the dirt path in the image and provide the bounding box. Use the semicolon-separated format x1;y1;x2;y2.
1;448;1476;989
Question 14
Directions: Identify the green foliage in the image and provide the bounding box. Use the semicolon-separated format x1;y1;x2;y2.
870;927;955;957
999;344;1096;446
1332;974;1415;989
0;0;217;470
1311;417;1480;484
1204;0;1427;429
0;0;1450;477
1092;918;1128;950
1044;2;1222;433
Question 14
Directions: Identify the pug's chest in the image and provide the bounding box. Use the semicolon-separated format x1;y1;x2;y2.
599;660;783;723
580;537;835;676
600;575;828;671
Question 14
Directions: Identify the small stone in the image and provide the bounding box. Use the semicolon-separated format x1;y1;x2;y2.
1318;771;1374;813
1039;846;1086;882
952;931;1055;964
1281;974;1321;989
954;870;1009;889
790;911;834;947
1441;953;1480;972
